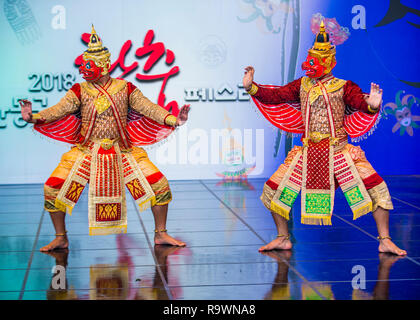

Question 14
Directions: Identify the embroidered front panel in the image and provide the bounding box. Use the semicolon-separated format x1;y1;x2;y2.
96;203;122;222
305;193;331;215
88;142;127;235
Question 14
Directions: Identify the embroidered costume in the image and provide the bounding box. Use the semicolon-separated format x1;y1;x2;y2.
32;27;178;235
248;21;393;225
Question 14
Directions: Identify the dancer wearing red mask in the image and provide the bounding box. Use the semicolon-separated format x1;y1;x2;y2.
20;26;190;251
243;21;406;255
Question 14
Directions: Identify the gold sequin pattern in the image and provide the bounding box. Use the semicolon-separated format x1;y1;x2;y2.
129;88;170;125
38;90;80;123
300;85;347;140
90;89;129;140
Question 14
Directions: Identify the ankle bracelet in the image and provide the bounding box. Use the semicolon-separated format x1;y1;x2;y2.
276;234;290;240
55;230;68;237
154;229;167;233
377;235;392;241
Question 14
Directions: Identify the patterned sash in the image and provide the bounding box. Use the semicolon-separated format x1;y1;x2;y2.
300;77;336;225
88;141;127;235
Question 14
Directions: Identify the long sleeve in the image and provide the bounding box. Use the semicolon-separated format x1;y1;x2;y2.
35;84;81;123
343;80;377;114
128;82;176;127
249;78;302;104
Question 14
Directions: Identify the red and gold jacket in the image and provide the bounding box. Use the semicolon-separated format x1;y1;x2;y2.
248;74;380;146
33;78;177;148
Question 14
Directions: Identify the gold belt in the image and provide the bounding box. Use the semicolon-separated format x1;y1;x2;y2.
86;138;118;150
303;132;339;146
100;138;116;150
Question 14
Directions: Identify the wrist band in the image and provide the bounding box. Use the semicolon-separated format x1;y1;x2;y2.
247;83;258;96
367;105;378;114
164;114;177;127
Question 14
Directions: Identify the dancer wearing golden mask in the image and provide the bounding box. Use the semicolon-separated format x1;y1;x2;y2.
20;26;190;251
243;21;406;255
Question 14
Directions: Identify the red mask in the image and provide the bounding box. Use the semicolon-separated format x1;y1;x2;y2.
301;55;325;78
79;59;104;81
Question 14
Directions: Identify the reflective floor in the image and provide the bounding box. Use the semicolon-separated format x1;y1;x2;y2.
0;176;419;300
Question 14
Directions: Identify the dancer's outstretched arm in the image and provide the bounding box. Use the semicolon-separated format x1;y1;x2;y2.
19;86;80;124
343;81;382;114
128;84;190;127
243;66;301;104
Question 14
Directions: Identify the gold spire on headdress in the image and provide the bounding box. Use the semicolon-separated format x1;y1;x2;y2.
82;24;111;74
308;19;336;73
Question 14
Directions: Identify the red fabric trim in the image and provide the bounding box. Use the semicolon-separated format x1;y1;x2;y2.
146;172;164;185
34;114;82;144
127;81;137;96
362;173;384;190
45;177;65;189
266;179;279;191
69;83;81;101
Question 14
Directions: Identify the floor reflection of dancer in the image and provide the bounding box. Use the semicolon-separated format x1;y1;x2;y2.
19;26;189;251
44;249;78;300
135;245;183;300
243;20;406;255
353;253;405;300
260;251;292;300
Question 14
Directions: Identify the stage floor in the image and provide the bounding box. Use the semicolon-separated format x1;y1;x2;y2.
0;176;419;300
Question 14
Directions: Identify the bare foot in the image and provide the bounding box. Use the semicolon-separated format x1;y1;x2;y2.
154;232;186;247
378;238;407;256
259;236;292;252
40;236;69;252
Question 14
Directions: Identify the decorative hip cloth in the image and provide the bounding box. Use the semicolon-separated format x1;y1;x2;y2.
263;144;392;225
48;140;159;235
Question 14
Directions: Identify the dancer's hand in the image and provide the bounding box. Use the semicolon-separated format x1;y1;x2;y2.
243;66;255;91
176;104;190;126
19;99;35;123
365;82;383;111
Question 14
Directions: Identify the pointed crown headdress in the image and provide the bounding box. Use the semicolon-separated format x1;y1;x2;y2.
82;25;111;74
308;20;336;73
